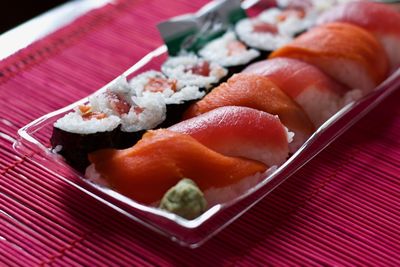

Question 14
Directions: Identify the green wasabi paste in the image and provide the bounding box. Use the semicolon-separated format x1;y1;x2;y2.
159;178;207;220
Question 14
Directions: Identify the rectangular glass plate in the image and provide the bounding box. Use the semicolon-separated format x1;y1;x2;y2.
13;1;400;247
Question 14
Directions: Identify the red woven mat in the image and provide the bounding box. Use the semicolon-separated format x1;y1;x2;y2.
1;0;399;265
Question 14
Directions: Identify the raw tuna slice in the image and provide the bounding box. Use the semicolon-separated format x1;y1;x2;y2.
170;106;291;166
243;58;356;126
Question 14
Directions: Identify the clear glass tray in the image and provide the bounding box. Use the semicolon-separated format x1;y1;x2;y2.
13;1;400;247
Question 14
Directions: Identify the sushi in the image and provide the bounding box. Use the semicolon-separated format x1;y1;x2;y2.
269;22;390;94
242;58;358;126
51;77;166;171
86;129;267;205
129;71;204;104
257;6;312;37
198;31;261;75
161;54;228;91
170;106;292;166
129;70;205;127
85;77;166;147
184;73;315;153
234;0;322;55
51;107;120;172
51;0;400;220
235;17;293;55
316;1;400;71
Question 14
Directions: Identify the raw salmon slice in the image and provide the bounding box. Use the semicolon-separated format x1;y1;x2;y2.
87;129;267;205
269;22;389;94
317;1;400;71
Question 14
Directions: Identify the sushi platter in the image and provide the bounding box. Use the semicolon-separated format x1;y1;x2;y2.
15;0;400;247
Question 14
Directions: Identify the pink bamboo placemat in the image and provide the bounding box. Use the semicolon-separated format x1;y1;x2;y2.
1;0;399;265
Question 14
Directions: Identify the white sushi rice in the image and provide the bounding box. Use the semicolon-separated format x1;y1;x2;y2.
85;164;111;187
285;126;295;144
88;76;134;116
198;32;260;67
342;89;363;106
56;73;169;135
235;18;293;51
277;0;353;13
162;54;228;89
85;164;277;210
120;93;166;132
164;86;205;105
296;87;343;127
258;8;313;37
129;71;169;97
54;111;121;134
109;76;134;97
129;70;205;104
203;167;278;208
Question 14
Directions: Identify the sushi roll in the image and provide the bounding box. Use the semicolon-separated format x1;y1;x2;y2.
161;54;228;92
269;22;390;94
198;32;261;75
88;77;166;147
86;129;267;205
257;7;312;37
235;17;292;55
242;58;360;127
316;1;400;71
129;70;205;127
51;106;121;172
234;2;319;55
184;73;315;153
51;77;167;171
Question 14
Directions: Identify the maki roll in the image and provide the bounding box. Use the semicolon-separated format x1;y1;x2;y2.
161;54;228;92
235;16;292;56
51;106;121;172
198;32;261;75
257;7;312;37
51;77;167;171
88;76;166;147
235;0;330;55
129;71;205;127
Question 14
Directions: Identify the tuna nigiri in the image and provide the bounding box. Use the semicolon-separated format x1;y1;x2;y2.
269;22;389;94
170;106;291;166
317;1;400;71
184;74;315;152
87;129;267;205
242;58;356;126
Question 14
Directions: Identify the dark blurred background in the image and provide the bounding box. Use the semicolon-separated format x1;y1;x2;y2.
0;0;70;34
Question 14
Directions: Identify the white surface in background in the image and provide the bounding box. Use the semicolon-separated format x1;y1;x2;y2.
0;0;114;60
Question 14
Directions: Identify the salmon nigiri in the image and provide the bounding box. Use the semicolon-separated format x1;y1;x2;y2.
184;73;315;152
170;106;291;166
317;1;400;71
269;22;389;94
87;129;266;204
242;58;358;126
